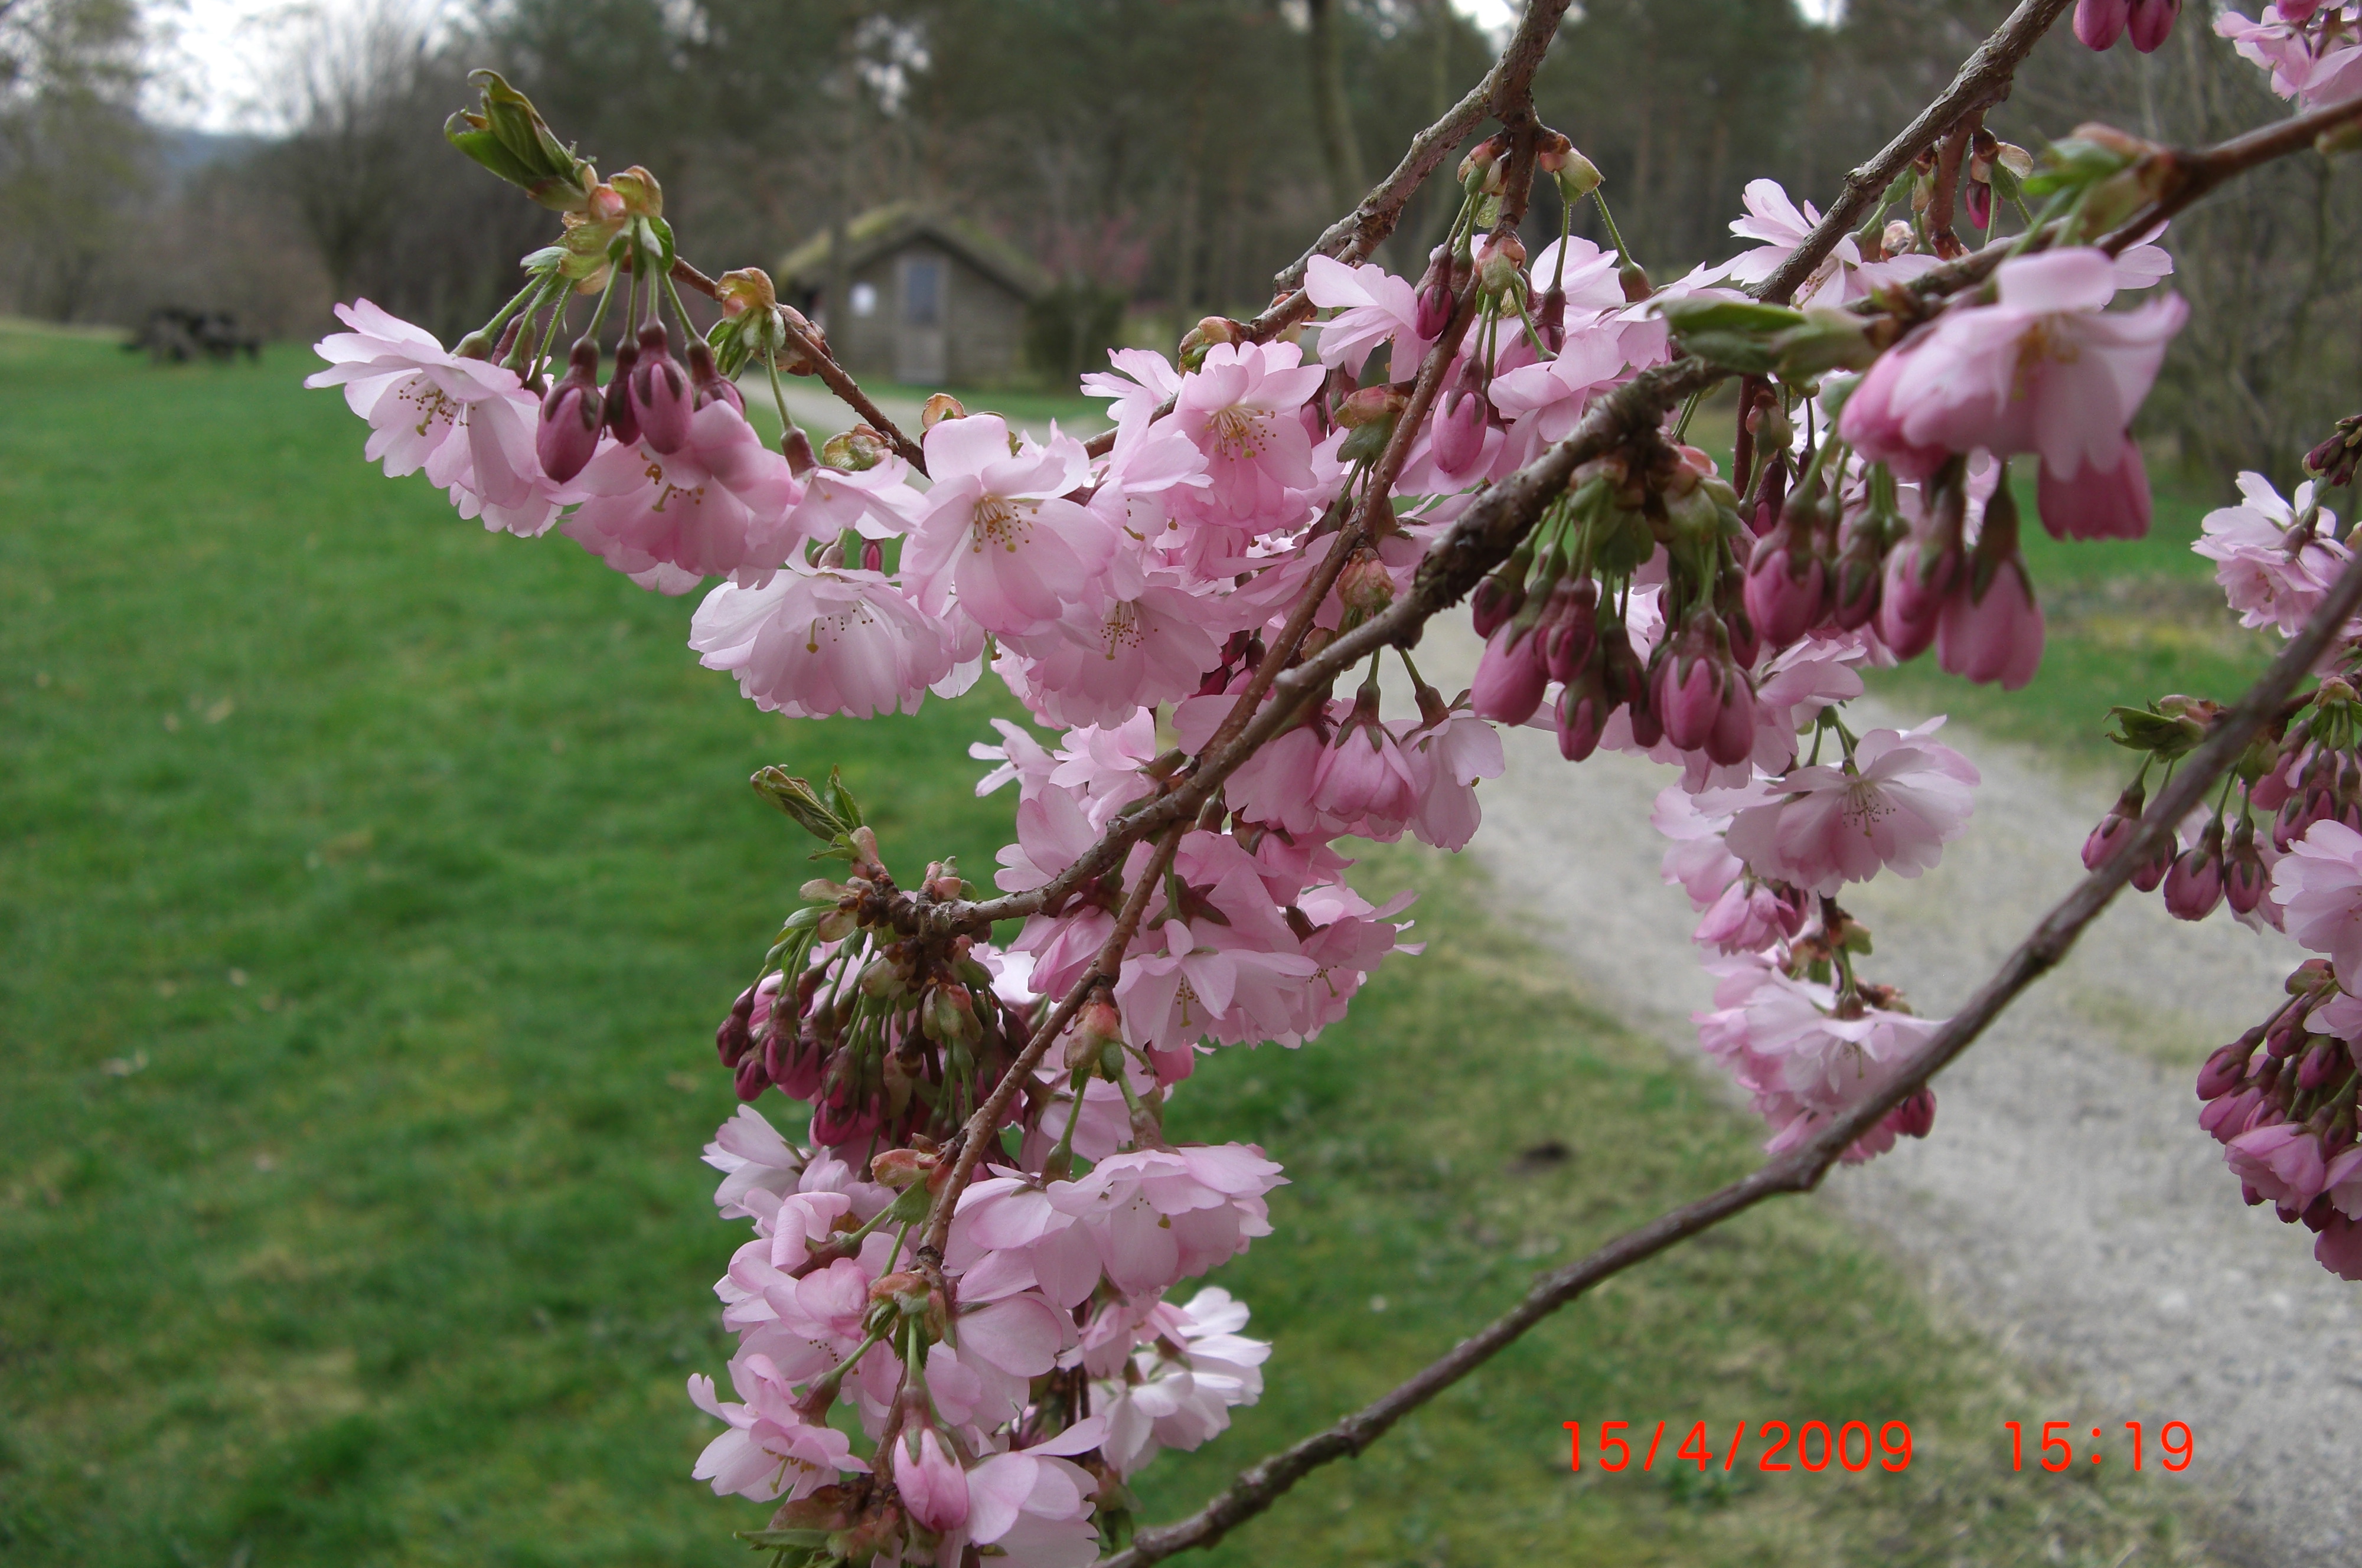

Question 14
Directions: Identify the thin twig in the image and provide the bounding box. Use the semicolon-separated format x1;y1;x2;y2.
2099;90;2362;254
669;256;927;471
1095;530;2362;1568
1754;0;2073;305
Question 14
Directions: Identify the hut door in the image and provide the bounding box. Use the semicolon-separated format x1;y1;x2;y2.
895;254;947;384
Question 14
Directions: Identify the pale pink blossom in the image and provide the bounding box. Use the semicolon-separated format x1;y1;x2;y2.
687;1355;867;1501
1048;1144;1286;1295
1724;723;1979;896
1399;708;1506;851
2226;1121;2332;1209
1304;253;1431;378
895;1427;971;1532
2217;4;2362;107
1002;574;1228;729
1091;1287;1270;1475
905;414;1117;637
1838;250;2186;522
562;401;801;585
2193;472;2351;635
688;562;965;718
960;1426;1103;1568
1169;341;1327;526
703;1105;805;1219
2276;819;2362;987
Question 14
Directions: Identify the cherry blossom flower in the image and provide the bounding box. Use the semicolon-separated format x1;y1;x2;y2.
1304;254;1431;378
562;401;801;585
703;1105;804;1219
2193;472;2351;635
1091;1287;1271;1475
2217;4;2362;108
687;1355;867;1501
959;1426;1104;1568
2277;819;2362;987
1169;341;1328;527
895;1427;970;1533
688;562;968;718
905;414;1117;637
1724;722;1980;896
306;299;565;536
1838;248;2186;538
1048;1144;1286;1295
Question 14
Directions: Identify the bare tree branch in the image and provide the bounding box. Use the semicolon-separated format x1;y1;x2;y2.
1754;0;2074;305
1095;522;2362;1568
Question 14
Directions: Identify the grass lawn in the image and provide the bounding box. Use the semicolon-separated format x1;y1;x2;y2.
1;326;2213;1567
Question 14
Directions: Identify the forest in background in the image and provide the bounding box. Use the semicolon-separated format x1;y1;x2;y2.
5;0;2353;483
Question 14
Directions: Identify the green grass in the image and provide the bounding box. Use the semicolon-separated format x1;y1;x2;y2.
0;328;2214;1567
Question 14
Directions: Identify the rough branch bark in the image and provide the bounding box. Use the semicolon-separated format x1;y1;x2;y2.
1093;499;2362;1568
1753;0;2074;305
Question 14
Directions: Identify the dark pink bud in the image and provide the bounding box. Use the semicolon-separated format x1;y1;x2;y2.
732;1052;771;1102
2196;1032;2260;1100
1875;539;1960;662
1705;669;1756;767
2266;1009;2305;1059
2162;830;2225;922
629;322;693;454
1538;577;1599;683
2225;816;2269;913
1743;528;1825;648
687;339;743;416
2126;0;2179;51
1555;661;1614;762
2075;0;2129;48
1414;247;1456;339
716;985;756;1067
603;336;641;445
2037;440;2151;541
1963;177;1993;231
1893;1089;1936;1140
2130;837;2174;893
1471;567;1526;639
1433;384;1489;478
537;338;606;484
2298;1036;2342;1091
1535;286;1567;353
2082;782;2146;871
1471;624;1548;725
1652;623;1724;753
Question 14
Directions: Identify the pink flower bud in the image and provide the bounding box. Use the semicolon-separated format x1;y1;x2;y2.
1474;231;1527;299
2036;439;2151;540
716;984;757;1067
1743;526;1826;648
895;1429;970;1533
2162;822;2225;921
1535;286;1567;353
2225;817;2269;913
1470;566;1526;639
1414;246;1456;339
603;335;641;445
2075;0;2130;49
1705;671;1757;767
2298;1035;2343;1091
1893;1089;1937;1140
732;1052;771;1102
2130;836;2174;893
1652;620;1724;753
1471;623;1548;725
1538;576;1598;682
1433;384;1489;478
2082;782;2146;871
1934;557;2043;691
537;338;606;484
1555;660;1613;762
629;322;693;454
686;339;743;416
1875;539;1959;662
2126;0;2179;52
2197;1032;2260;1100
1963;177;1993;231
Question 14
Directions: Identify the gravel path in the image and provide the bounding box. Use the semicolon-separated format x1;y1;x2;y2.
1398;625;2362;1566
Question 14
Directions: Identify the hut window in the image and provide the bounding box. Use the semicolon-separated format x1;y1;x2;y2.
849;282;878;318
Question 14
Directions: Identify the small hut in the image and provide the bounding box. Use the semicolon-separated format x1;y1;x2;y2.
779;205;1049;386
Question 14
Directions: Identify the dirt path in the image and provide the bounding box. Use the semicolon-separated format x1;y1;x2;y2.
1400;626;2362;1566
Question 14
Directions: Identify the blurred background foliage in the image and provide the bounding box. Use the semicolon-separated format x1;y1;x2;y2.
1;0;2356;485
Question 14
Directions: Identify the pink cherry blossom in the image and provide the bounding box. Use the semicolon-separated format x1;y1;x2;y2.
1091;1286;1270;1475
1724;723;1979;896
1304;253;1431;378
2276;819;2362;988
687;1355;867;1500
1047;1145;1285;1295
2217;4;2362;108
703;1105;805;1219
2226;1121;2331;1209
961;1432;1102;1568
562;401;801;585
895;1427;971;1533
1837;249;2187;496
1169;341;1327;526
688;562;965;718
2193;472;2351;635
905;414;1117;637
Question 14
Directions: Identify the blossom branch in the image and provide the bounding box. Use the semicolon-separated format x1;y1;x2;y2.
1095;531;2362;1568
1754;0;2073;305
670;255;928;471
2097;89;2362;255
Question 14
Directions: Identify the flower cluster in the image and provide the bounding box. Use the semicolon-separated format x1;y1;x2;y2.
2217;3;2362;110
310;63;2259;1558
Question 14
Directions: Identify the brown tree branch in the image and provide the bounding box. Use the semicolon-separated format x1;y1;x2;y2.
1753;0;2073;305
2098;89;2362;254
1095;521;2362;1568
670;256;928;471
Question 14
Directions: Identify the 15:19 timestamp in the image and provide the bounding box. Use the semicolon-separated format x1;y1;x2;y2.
2003;1420;2193;1472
